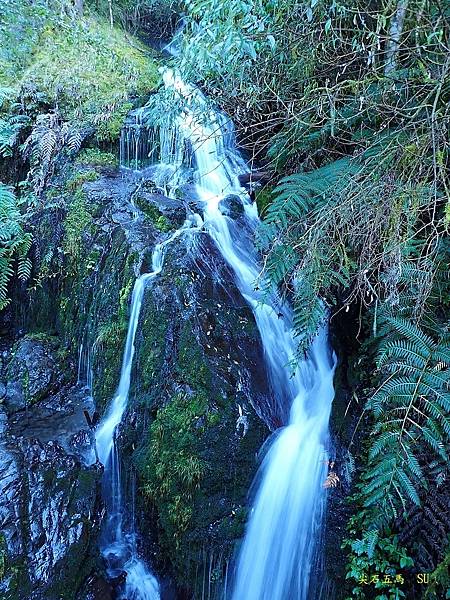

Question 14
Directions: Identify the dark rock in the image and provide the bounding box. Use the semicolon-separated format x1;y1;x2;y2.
111;210;132;225
238;171;270;187
97;166;120;178
5;380;24;410
4;336;62;412
218;194;244;219
0;412;100;599
0;335;100;599
137;191;187;226
83;574;114;600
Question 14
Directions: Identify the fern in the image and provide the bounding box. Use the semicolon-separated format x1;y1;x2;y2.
257;158;361;351
262;158;358;234
0;184;32;309
362;316;450;523
22;112;84;195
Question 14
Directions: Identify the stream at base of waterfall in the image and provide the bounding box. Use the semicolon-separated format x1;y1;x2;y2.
94;68;336;600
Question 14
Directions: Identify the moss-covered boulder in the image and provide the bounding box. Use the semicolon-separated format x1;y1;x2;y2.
114;229;271;597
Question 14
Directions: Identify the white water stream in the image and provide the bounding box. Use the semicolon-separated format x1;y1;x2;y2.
95;221;199;600
159;70;336;599
97;67;336;599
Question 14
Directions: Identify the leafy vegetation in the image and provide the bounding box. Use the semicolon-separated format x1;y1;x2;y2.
364;317;449;521
22;15;159;138
0;184;32;309
0;0;448;598
76;148;118;167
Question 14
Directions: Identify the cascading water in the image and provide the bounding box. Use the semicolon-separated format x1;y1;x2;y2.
95;221;199;599
120;107;159;171
120;69;337;599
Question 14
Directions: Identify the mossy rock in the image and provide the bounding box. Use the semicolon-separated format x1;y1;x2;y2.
76;148;118;168
19;15;161;140
134;192;186;231
122;234;270;596
65;169;99;191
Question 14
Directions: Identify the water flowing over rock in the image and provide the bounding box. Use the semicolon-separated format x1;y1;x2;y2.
112;68;336;599
95;220;203;600
1;64;335;600
218;195;245;219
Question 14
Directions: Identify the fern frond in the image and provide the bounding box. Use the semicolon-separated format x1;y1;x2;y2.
363;317;450;522
265;158;357;230
0;183;32;308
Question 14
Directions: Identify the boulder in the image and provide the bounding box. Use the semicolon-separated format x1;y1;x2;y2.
137;191;187;226
0;382;100;599
218;194;244;219
238;171;269;187
4;336;63;412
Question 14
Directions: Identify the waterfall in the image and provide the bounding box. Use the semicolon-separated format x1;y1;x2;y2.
134;69;335;599
113;65;336;598
95;220;199;599
119;107;158;171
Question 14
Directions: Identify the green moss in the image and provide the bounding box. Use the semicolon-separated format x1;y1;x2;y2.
130;299;268;592
425;544;450;599
22;331;57;344
118;279;134;328
91;320;126;412
134;196;172;232
91;320;127;411
137;392;209;548
19;14;161;138
255;185;273;216
0;1;52;86
65;169;99;191
132;301;169;405
136;381;266;589
176;321;212;390
76;148;118;167
62;190;94;269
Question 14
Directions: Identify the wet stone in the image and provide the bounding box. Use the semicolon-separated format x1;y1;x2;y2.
219;194;244;219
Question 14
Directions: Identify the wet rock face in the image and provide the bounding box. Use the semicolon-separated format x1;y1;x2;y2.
4;336;63;412
137;191;187;227
120;230;271;596
1;160;273;598
218;194;244;219
0;336;101;600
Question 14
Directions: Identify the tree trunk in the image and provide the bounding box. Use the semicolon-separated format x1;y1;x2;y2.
385;0;409;75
